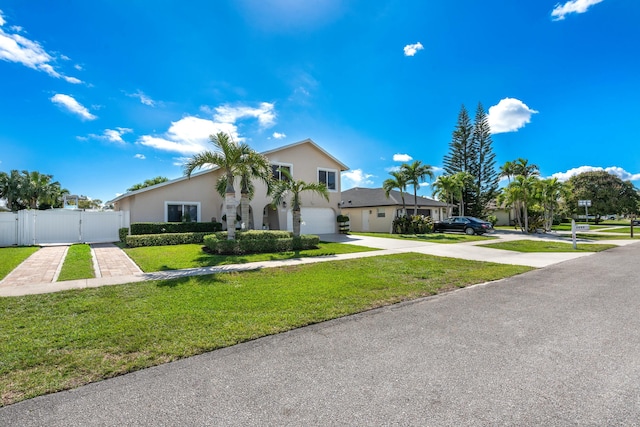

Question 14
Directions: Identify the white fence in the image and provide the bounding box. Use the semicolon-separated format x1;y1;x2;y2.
0;210;130;247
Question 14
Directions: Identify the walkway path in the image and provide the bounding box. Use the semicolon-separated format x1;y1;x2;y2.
0;232;637;297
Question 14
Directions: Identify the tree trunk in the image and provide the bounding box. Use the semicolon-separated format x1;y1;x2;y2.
292;208;301;237
240;192;250;230
225;192;236;240
523;200;529;233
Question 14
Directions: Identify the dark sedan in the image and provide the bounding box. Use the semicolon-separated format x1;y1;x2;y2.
433;216;493;235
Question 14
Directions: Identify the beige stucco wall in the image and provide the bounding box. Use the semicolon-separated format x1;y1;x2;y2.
113;141;343;233
340;207;396;233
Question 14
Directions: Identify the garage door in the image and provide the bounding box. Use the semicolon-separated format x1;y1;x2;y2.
286;208;336;234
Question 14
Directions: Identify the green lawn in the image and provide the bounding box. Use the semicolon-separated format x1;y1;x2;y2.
597;227;635;234
351;232;494;243
480;239;616;253
0;247;39;280
57;244;95;281
124;242;380;272
576;233;639;240
0;253;531;406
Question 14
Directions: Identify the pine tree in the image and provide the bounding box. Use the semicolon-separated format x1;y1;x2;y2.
468;102;499;218
443;105;475;214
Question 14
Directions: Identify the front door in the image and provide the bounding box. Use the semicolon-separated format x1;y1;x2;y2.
361;210;370;231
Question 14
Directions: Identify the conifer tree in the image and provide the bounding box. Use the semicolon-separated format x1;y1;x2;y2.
468;102;499;217
443;105;475;214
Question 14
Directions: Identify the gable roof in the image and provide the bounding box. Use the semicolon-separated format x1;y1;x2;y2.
341;187;448;208
108;138;348;204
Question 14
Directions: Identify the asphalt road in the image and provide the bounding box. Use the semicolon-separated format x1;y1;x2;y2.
2;243;640;426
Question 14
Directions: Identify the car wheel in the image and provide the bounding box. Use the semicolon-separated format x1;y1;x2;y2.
464;227;475;235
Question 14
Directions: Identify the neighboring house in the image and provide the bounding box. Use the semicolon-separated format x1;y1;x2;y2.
486;199;516;226
109;139;348;235
340;187;449;233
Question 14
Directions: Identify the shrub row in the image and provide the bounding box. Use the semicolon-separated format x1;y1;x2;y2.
125;232;211;248
392;215;434;234
204;231;319;254
130;222;222;235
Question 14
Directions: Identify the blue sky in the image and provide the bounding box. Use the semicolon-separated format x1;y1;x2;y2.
1;0;639;204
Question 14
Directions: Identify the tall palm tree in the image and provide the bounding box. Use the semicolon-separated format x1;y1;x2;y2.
452;171;474;216
184;132;267;240
215;151;271;230
536;178;565;232
383;171;409;217
432;175;458;217
400;160;434;215
270;169;329;237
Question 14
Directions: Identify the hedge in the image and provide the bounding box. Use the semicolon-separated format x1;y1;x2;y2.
125;232;211;248
204;232;319;254
130;222;222;235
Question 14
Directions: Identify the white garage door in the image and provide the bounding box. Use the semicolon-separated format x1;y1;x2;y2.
286;208;336;234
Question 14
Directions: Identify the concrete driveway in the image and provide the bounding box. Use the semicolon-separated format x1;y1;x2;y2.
2;241;639;425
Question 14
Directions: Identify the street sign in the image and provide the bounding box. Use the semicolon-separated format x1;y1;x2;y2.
578;200;592;207
575;224;590;231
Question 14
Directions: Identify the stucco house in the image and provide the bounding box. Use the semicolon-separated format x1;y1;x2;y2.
109;139;348;235
339;187;449;233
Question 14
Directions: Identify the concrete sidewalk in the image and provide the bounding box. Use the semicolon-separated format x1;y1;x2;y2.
0;232;636;297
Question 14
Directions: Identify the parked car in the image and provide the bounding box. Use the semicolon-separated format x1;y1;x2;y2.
433;216;493;235
632;219;640;226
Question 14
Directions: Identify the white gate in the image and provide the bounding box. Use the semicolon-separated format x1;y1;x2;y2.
0;210;130;246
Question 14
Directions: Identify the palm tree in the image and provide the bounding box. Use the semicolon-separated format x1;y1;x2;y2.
383;171;409;217
400;160;434;215
536;178;565;232
432;175;458;217
452;171;474;216
0;170;23;211
184;132;268;240
270;169;329;237
215;151;271;230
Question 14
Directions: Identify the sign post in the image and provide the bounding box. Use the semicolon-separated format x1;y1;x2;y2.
571;219;590;249
578;200;591;223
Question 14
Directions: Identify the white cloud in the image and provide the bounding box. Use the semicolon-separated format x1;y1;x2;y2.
213;102;276;128
50;94;97;120
393;153;413;162
487;98;538;134
551;166;640;182
403;42;424;57
138;116;239;155
551;0;604;21
0;10;82;83
134;154;146;160
128;90;155;106
272;132;286;139
95;127;132;143
341;169;374;190
139;102;277;155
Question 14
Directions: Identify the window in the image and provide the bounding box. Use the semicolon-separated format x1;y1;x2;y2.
272;164;292;181
377;208;386;218
318;169;337;191
166;202;199;222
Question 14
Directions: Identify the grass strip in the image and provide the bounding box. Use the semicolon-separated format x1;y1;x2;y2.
351;232;494;243
124;242;379;272
575;233;639;240
0;253;531;406
57;244;95;281
480;239;616;253
0;247;39;280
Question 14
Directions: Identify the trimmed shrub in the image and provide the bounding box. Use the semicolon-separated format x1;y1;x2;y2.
130;222;222;235
119;227;129;243
337;214;349;223
204;231;319;254
392;215;434;234
125;232;211;248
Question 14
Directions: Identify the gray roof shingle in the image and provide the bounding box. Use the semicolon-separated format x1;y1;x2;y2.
341;187;448;208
